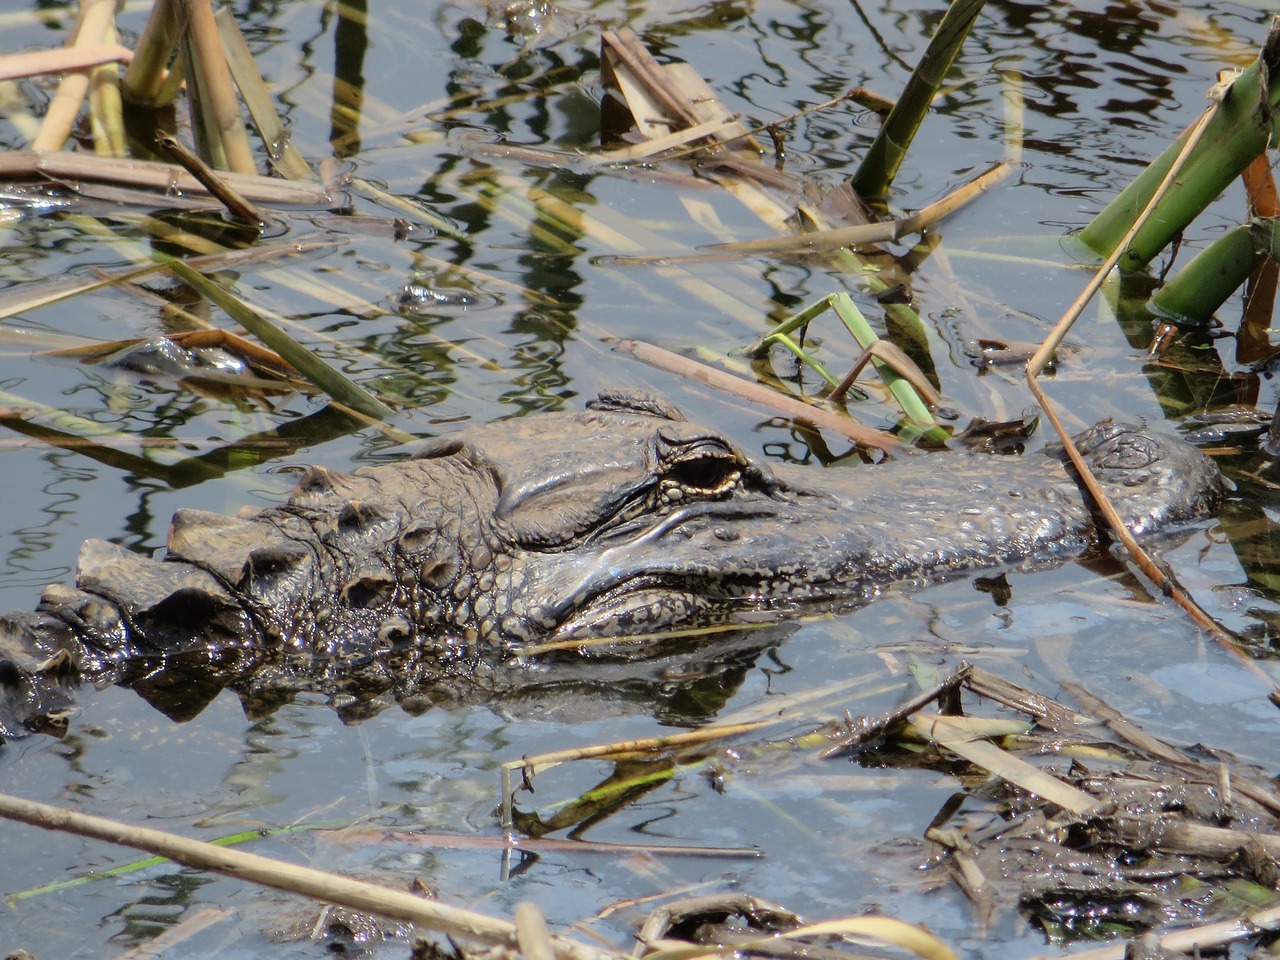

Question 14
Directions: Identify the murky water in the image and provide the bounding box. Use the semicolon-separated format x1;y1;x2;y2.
2;0;1279;956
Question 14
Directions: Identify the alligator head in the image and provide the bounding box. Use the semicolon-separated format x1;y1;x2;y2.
450;391;1223;647
0;390;1222;733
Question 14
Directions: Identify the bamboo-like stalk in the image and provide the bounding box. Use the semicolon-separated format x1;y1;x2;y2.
850;0;988;200
1149;218;1277;322
1027;104;1280;700
1078;16;1280;270
183;0;256;173
87;19;126;157
30;0;118;151
121;0;182;106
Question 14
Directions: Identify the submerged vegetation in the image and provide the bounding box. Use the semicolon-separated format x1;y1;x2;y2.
1;0;1280;958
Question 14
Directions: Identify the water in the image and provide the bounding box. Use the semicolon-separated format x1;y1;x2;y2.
1;0;1279;956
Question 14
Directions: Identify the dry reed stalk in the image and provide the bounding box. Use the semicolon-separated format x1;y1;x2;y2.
911;713;1096;813
594;113;740;165
87;19;126;157
601;29;703;130
183;0;255;173
122;0;181;105
31;0;118;151
0;150;332;204
0;44;132;81
0;791;619;960
614;339;905;451
601;28;793;229
1023;103;1280;700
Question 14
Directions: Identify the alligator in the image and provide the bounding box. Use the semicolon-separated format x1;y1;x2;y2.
0;390;1222;739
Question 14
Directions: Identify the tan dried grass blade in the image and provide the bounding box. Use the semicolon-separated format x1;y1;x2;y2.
911;712;1095;814
215;6;314;181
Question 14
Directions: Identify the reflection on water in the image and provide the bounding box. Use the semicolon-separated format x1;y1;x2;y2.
1;0;1279;956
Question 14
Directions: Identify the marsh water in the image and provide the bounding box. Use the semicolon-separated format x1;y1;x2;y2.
2;0;1280;956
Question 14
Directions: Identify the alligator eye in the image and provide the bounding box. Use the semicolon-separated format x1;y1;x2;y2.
669;455;739;493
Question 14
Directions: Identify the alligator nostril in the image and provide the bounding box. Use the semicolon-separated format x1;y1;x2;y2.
1096;435;1158;470
341;573;394;609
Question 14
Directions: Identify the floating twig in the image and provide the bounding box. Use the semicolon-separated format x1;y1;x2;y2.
155;132;264;225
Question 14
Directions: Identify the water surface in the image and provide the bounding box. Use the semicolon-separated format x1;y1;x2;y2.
1;0;1278;956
